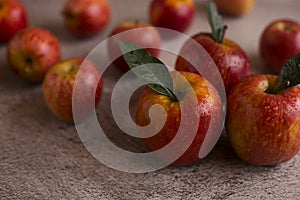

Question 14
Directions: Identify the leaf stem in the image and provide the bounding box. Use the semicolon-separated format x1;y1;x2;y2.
218;25;227;43
167;88;178;102
268;81;290;94
207;0;227;44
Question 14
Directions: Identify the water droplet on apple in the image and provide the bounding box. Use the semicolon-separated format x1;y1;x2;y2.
273;106;279;110
271;123;275;127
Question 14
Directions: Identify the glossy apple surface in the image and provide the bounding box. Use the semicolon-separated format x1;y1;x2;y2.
260;19;300;73
62;0;110;37
136;71;222;166
108;21;161;72
43;58;103;123
7;28;60;83
0;0;28;43
214;0;255;16
226;74;300;165
176;33;250;94
149;0;195;32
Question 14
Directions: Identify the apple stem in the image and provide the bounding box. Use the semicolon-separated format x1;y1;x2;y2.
207;0;228;44
134;20;141;26
168;89;179;102
274;53;300;93
270;81;290;94
218;25;228;43
63;11;74;20
25;57;33;66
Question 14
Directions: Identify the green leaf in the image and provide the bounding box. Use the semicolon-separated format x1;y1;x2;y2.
116;39;177;101
207;0;226;43
277;53;300;92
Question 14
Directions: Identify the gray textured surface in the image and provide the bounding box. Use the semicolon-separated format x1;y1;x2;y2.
1;0;300;199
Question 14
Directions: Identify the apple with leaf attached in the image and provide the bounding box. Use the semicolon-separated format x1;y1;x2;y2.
226;53;300;165
117;40;223;166
176;0;250;94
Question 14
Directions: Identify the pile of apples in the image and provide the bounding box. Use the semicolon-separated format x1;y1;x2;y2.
1;0;300;168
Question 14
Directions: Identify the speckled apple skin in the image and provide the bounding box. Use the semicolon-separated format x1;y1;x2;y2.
7;28;60;83
136;71;222;166
0;0;28;43
43;58;103;123
150;0;195;32
226;74;300;165
63;0;110;37
175;33;250;94
260;19;300;73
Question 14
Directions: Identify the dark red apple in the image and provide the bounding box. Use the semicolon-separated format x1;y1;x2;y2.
62;0;110;37
7;28;61;83
136;71;222;166
108;21;161;72
0;0;28;43
175;1;250;94
149;0;195;32
43;58;103;123
226;74;300;165
260;19;300;73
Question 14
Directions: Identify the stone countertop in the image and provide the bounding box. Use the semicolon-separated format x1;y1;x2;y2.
1;0;300;199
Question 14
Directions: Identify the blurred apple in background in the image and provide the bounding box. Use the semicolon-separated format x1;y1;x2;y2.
43;58;103;123
62;0;110;37
176;0;250;94
260;19;300;73
108;21;161;72
7;28;60;83
0;0;28;43
149;0;195;33
214;0;255;16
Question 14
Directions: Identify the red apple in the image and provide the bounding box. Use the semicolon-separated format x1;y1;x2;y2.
136;71;222;166
175;1;250;94
7;28;61;83
175;33;250;94
0;0;28;43
149;0;195;33
43;58;103;123
214;0;255;16
108;21;161;72
62;0;110;37
226;74;300;165
260;19;300;73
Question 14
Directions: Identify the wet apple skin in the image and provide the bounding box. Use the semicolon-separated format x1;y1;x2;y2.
136;71;222;166
226;74;300;165
176;33;250;94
